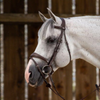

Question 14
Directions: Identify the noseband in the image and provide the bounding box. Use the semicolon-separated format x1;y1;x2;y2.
29;18;71;100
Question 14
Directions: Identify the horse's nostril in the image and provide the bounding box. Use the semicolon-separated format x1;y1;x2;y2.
29;71;32;78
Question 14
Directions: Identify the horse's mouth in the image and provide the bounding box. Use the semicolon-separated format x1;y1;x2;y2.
29;75;44;87
29;82;37;87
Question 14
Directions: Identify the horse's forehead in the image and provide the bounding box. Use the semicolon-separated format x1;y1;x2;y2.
38;19;54;39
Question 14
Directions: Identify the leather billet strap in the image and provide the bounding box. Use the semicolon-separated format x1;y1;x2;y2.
47;18;69;66
54;18;71;62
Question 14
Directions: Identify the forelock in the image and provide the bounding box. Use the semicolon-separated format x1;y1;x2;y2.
38;19;54;39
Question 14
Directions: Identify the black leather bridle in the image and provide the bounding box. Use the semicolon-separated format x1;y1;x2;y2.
29;18;71;100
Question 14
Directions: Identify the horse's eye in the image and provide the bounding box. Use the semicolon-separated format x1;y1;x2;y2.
46;36;56;44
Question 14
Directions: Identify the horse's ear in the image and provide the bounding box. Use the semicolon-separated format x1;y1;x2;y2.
39;11;48;22
47;8;59;23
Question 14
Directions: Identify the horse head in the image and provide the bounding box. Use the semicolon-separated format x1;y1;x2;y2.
25;8;71;87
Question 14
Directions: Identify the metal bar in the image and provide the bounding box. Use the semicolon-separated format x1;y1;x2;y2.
0;14;99;23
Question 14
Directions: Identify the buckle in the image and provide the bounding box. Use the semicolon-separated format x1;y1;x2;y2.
42;65;52;75
54;25;66;30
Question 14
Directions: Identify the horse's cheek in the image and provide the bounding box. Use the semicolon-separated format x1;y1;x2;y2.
55;52;69;67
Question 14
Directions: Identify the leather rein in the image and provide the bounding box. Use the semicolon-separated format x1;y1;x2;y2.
29;18;71;100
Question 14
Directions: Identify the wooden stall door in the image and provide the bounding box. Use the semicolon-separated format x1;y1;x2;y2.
4;0;24;100
52;0;72;14
76;0;96;100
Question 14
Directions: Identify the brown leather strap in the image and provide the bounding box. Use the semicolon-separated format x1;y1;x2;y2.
61;18;71;61
30;53;48;63
47;18;71;66
49;75;65;100
80;84;97;100
53;18;71;61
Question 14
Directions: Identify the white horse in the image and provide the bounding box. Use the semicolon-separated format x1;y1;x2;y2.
25;8;100;87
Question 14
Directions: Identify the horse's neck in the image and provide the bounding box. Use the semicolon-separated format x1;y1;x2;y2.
65;17;100;68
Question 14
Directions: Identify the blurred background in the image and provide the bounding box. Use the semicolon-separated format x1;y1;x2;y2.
0;0;100;100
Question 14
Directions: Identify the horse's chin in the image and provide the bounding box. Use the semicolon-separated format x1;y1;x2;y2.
29;75;44;87
29;82;37;87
